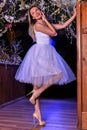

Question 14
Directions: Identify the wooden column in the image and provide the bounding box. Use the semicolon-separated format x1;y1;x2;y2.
77;0;87;129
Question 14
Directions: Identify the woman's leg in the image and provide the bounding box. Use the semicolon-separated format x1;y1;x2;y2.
34;83;52;99
30;74;62;104
29;83;52;105
33;85;43;121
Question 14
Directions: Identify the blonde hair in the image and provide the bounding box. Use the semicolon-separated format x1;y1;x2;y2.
28;5;41;41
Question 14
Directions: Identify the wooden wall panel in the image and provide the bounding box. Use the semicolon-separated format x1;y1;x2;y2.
82;112;87;129
82;34;87;111
77;1;87;129
82;2;87;28
76;1;82;129
0;64;25;104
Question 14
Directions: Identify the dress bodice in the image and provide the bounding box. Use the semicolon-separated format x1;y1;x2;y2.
34;29;51;44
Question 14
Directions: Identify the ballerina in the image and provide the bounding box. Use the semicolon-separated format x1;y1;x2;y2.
15;4;76;126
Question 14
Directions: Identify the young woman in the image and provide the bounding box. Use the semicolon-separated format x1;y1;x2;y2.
15;5;76;126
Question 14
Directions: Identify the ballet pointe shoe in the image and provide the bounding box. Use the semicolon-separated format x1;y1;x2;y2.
33;113;45;126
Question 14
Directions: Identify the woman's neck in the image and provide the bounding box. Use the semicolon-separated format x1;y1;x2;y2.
36;19;46;26
37;19;43;23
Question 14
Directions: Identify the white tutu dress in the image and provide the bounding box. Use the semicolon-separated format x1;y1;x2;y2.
15;29;76;87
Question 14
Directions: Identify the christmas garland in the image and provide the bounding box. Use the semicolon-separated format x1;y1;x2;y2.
0;0;76;65
0;0;76;38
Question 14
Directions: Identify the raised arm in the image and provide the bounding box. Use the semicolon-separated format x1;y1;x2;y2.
35;12;57;36
53;6;76;30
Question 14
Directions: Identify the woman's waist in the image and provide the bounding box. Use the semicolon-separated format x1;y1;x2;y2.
36;39;50;44
37;42;49;45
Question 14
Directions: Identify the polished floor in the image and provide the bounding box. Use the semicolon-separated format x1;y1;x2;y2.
0;97;78;130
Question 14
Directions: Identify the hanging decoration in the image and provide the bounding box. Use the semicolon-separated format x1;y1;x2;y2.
0;0;76;65
0;0;76;38
0;0;6;10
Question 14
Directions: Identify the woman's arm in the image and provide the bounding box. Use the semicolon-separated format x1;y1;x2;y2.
35;12;57;36
42;13;57;35
53;6;76;30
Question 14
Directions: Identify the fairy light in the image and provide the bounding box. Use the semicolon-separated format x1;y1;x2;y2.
0;0;76;42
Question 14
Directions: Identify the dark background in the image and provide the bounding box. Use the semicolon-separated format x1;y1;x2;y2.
1;22;77;99
19;22;77;99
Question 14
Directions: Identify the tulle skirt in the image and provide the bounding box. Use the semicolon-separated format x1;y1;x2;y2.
15;43;76;87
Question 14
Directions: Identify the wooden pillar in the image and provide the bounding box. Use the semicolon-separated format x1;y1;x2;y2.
77;0;87;129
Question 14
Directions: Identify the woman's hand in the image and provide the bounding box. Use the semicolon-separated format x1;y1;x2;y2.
41;12;47;22
73;5;76;16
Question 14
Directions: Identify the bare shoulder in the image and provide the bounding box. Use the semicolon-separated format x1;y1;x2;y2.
35;22;45;32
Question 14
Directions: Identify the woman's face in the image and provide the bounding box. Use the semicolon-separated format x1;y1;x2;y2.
30;7;42;20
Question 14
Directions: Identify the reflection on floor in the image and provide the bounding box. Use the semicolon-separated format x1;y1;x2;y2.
0;96;77;130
